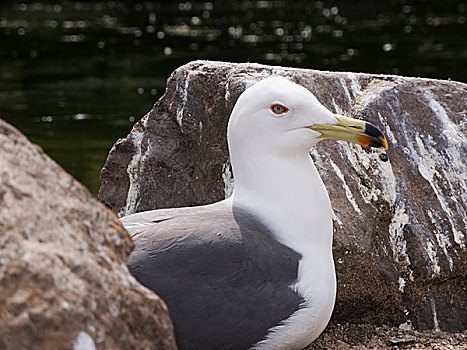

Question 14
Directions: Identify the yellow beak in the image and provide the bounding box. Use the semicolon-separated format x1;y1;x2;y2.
308;115;388;150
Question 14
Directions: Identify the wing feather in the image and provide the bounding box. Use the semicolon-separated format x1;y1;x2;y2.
125;202;304;350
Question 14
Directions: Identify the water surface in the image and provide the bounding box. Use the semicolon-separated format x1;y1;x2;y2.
1;0;465;194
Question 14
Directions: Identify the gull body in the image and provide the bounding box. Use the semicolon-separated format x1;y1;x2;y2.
123;77;388;350
227;78;337;349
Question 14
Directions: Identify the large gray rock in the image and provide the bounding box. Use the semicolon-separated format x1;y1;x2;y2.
99;60;466;332
0;119;177;350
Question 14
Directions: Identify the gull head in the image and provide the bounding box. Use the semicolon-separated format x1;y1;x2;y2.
227;76;388;157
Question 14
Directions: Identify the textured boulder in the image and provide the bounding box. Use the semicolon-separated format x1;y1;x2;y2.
0;119;177;350
99;60;466;333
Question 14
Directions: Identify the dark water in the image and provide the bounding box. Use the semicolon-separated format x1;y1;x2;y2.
1;1;466;195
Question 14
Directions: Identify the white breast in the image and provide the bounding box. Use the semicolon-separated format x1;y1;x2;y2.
251;246;336;350
232;151;337;350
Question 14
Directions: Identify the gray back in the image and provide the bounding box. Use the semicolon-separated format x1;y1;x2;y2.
126;203;304;350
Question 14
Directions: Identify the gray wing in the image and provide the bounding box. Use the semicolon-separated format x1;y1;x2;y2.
124;202;303;350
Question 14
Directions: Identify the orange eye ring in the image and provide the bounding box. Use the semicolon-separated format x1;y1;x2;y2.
270;104;289;115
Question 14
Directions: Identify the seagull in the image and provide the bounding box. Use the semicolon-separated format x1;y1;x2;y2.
122;77;388;350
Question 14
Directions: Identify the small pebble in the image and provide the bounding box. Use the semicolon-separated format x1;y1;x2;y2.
380;153;388;162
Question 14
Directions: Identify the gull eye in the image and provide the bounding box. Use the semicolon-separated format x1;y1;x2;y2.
270;103;288;115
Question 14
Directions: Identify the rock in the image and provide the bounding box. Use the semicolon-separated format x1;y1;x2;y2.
0;119;177;350
99;60;466;332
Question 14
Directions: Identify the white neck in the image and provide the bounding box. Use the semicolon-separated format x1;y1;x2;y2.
231;150;333;253
230;149;337;349
231;149;337;348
